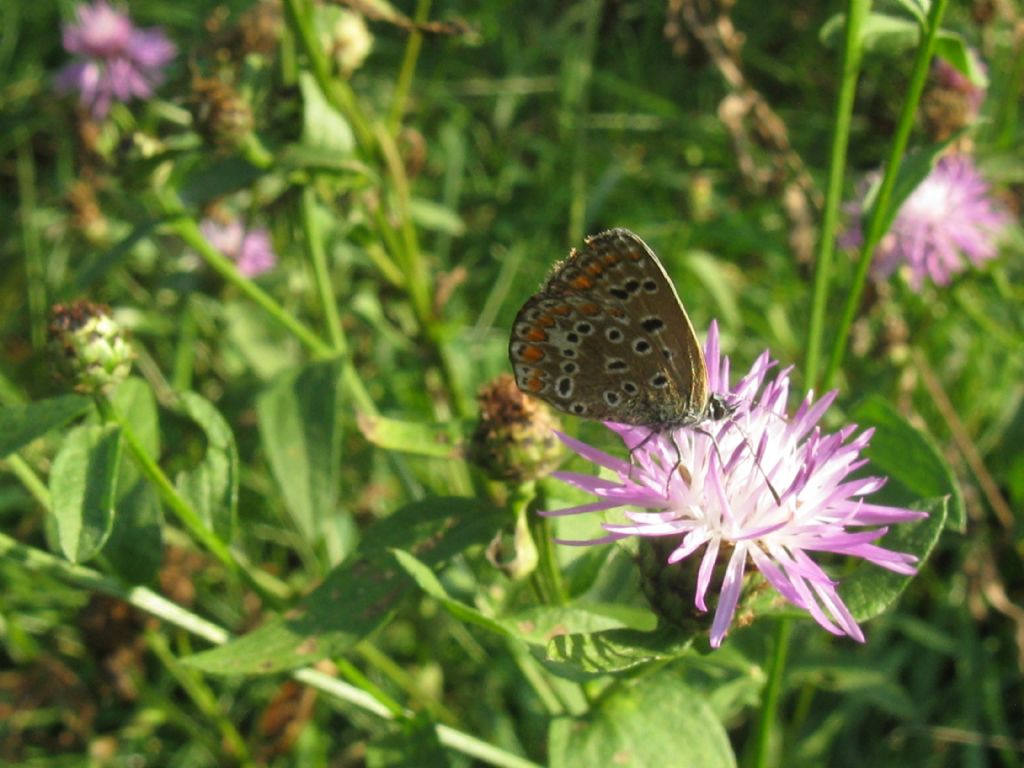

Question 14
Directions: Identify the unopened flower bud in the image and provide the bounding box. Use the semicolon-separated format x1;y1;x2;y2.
190;76;254;152
320;8;373;76
48;301;133;394
469;374;564;482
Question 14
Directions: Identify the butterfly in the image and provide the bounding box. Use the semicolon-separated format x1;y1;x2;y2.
508;228;734;434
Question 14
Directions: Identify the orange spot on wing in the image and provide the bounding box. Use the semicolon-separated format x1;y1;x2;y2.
578;302;601;316
607;307;625;318
571;275;594;290
537;314;555;327
584;262;605;276
550;304;572;316
526;376;545;392
520;345;545;363
524;326;548;342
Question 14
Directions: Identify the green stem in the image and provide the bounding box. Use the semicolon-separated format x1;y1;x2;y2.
750;617;793;768
16;128;46;348
388;0;431;135
805;0;870;390
159;195;334;358
299;187;380;417
301;185;346;352
822;0;950;390
528;483;566;605
3;453;51;508
0;533;543;768
281;0;374;151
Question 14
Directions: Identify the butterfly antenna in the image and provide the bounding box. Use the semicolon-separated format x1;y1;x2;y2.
729;419;782;506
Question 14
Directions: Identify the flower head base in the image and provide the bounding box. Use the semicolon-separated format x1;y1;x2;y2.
56;1;177;119
200;217;277;278
843;155;1009;290
545;323;926;647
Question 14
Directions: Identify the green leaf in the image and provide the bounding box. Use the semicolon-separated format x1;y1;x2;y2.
50;424;123;563
178;156;268;208
358;414;464;459
408;198;466;236
545;623;694;678
391;549;512;638
0;395;92;458
299;72;355;157
548;673;735;768
499;602;656;646
222;301;301;381
842;496;947;623
821;10;986;89
104;481;164;584
174;392;239;542
111;378;159;462
105;378;163;582
182;497;503;675
852;395;965;529
934;33;988;87
820;13;919;56
257;359;344;544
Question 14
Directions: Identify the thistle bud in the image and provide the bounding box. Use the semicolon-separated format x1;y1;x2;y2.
48;301;133;394
469;374;564;483
190;76;254;152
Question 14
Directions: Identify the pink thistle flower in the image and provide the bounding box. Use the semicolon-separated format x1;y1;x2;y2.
55;1;177;119
843;155;1010;290
200;218;277;278
544;322;926;648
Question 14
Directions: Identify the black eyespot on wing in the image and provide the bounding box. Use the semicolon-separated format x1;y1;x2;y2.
633;339;651;354
641;317;665;332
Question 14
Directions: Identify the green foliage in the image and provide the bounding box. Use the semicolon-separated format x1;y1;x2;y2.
50;423;122;562
0;0;1020;766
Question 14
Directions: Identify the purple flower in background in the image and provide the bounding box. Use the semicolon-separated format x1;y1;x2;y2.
545;322;925;647
55;1;176;119
200;218;277;278
843;155;1009;290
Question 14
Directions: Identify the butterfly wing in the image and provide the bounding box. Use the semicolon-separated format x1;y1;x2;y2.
509;228;711;429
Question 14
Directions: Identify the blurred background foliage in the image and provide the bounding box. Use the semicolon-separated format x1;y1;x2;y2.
0;0;1022;765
